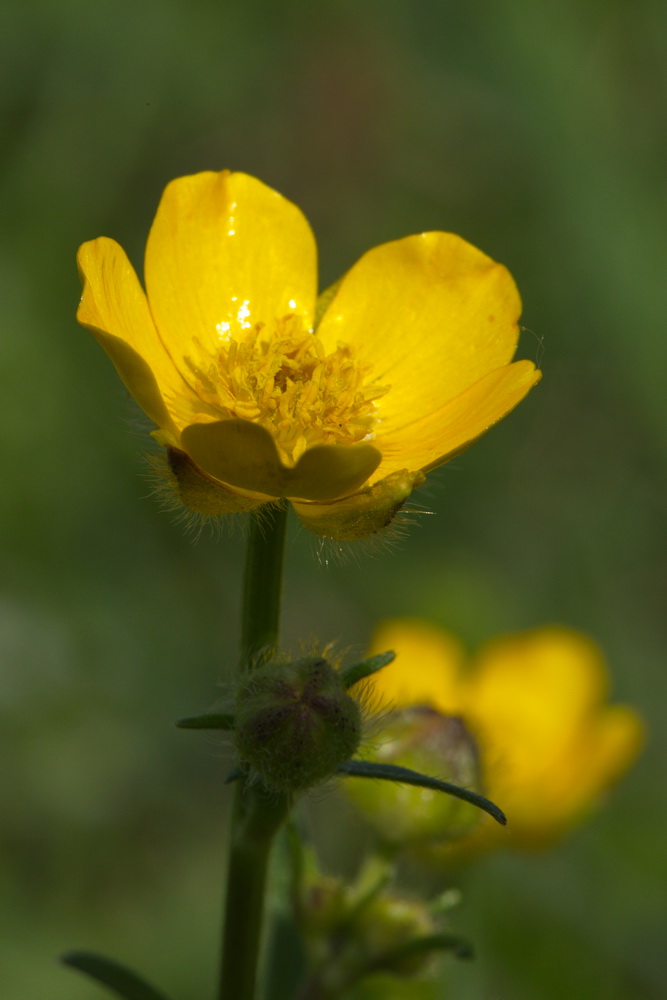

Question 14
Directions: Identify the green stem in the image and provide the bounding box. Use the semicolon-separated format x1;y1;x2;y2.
218;783;290;1000
241;501;288;667
218;502;290;1000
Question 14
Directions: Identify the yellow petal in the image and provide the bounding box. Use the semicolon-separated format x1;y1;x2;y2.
164;447;269;515
478;707;644;847
180;419;381;501
467;627;611;746
316;232;523;432
357;623;645;857
292;469;424;540
370;361;540;482
363;619;466;715
569;705;645;815
77;238;187;436
463;628;636;836
144;171;317;378
496;706;643;844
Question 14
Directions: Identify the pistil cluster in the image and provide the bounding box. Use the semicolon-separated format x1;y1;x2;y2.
195;316;388;464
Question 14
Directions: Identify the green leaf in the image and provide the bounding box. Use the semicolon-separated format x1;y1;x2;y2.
338;759;506;826
61;952;171;1000
340;651;396;690
176;712;235;730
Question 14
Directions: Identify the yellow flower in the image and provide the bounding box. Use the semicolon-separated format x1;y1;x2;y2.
77;170;540;539
353;620;644;850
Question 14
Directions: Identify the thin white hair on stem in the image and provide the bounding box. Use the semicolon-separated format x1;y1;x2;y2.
123;406;153;439
312;534;361;569
309;500;432;568
325;642;395;753
142;450;217;541
190;728;237;757
245;498;287;540
113;400;242;541
520;324;545;370
141;448;251;543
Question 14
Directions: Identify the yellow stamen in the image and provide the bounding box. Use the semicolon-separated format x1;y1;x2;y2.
194;315;389;465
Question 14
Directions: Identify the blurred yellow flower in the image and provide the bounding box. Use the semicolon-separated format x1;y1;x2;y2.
77;170;540;539
352;620;643;851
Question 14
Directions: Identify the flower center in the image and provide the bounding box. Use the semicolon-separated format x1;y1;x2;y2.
194;315;388;465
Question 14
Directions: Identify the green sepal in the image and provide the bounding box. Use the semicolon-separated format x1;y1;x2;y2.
293;469;424;540
340;651;396;690
338;759;506;826
61;951;171;1000
175;713;236;730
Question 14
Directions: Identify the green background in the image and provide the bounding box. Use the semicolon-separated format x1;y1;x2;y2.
2;1;665;997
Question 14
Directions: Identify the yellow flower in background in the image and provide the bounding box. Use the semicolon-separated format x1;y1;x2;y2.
77;170;540;539
351;620;643;851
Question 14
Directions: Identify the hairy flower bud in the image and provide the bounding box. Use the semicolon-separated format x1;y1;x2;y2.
235;656;362;791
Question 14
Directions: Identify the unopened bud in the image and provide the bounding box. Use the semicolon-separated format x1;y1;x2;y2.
346;707;482;844
355;895;434;976
235;656;362;791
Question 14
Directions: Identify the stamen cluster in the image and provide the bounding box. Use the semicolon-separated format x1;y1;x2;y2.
195;317;388;464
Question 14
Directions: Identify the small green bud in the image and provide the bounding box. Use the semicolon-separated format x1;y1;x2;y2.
295;859;447;987
355;895;434;976
345;707;483;844
235;656;362;791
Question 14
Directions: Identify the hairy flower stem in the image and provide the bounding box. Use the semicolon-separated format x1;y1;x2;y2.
218;502;290;1000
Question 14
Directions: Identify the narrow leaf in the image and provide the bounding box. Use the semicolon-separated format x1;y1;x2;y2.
340;651;396;690
338;759;506;826
61;951;171;1000
176;713;235;730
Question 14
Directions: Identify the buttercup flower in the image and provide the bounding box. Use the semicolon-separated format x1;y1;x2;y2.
350;620;643;850
77;170;540;539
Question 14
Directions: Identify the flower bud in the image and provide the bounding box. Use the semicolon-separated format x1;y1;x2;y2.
354;895;434;976
346;707;482;844
297;862;439;984
235;656;362;791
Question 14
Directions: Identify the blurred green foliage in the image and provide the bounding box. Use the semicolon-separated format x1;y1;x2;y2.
2;1;665;998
